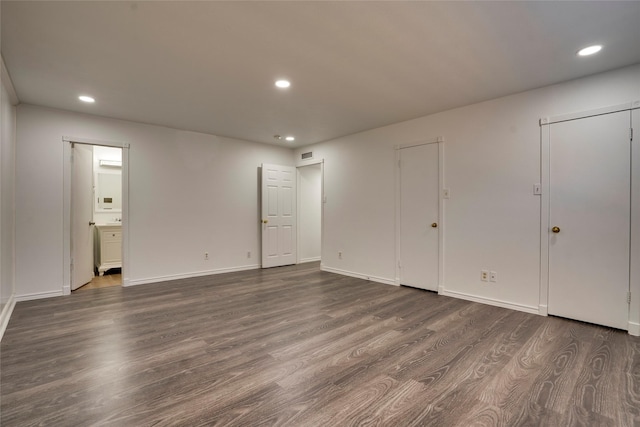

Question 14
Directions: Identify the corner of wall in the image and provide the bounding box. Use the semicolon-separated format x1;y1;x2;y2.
1;55;19;106
0;294;16;341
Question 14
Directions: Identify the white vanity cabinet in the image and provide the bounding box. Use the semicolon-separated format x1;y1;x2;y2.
94;224;122;275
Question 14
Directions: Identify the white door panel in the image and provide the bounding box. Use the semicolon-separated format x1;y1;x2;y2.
71;143;94;290
398;143;439;291
262;164;297;268
548;111;630;329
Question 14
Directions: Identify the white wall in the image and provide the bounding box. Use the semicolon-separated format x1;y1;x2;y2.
92;145;122;224
15;105;294;299
296;64;640;317
298;163;321;262
0;59;18;335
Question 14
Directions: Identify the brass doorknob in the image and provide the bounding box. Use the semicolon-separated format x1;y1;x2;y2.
431;223;438;228
552;226;560;233
262;219;268;224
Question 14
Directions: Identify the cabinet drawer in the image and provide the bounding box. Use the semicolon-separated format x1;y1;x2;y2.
102;231;121;242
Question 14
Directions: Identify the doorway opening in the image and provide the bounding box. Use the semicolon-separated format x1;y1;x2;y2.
297;161;323;265
63;137;130;295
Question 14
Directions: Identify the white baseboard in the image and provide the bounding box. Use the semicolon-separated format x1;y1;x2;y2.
127;264;261;287
15;290;63;302
298;257;321;264
629;321;640;336
538;304;548;316
320;265;398;286
439;289;539;315
0;294;16;341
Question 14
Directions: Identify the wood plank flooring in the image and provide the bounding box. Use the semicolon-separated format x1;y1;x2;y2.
2;262;639;426
74;272;122;291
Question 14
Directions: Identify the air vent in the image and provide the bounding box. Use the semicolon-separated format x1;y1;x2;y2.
301;151;313;160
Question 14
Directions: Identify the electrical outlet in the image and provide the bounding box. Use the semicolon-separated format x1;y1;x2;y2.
338;251;343;260
205;252;209;260
490;271;497;282
481;270;489;282
247;251;251;258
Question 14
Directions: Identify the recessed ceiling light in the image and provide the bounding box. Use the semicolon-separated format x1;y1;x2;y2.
275;80;291;88
78;95;95;103
285;136;295;142
577;45;602;57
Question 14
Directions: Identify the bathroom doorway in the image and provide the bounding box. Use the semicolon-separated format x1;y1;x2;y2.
297;161;323;264
63;137;130;295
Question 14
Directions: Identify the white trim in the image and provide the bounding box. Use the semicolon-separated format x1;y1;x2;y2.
63;136;130;149
295;157;323;168
394;136;444;150
394;137;444;291
630;109;640;336
1;54;19;105
127;264;260;287
539;122;550;317
540;100;640;126
63;137;130;296
320;265;398;287
440;289;539;315
15;290;63;302
395;147;400;285
298;257;321;264
539;304;548;316
0;294;16;341
438;141;445;293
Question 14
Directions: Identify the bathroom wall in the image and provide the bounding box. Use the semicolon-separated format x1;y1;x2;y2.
92;145;122;224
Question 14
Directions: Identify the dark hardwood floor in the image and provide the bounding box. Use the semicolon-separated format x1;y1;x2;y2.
2;262;639;426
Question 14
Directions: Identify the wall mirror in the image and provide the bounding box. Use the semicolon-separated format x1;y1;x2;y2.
95;172;122;212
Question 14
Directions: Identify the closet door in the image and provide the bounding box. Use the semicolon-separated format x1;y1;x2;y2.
398;143;439;291
548;111;630;329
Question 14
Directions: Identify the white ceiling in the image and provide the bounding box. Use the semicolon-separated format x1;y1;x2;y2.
2;1;640;147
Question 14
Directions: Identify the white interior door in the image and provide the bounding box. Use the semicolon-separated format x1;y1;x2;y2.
71;143;95;290
548;111;630;329
398;143;439;291
261;164;297;268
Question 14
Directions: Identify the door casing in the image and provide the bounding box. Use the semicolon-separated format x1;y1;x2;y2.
296;159;324;265
540;100;640;335
395;137;445;292
63;137;130;294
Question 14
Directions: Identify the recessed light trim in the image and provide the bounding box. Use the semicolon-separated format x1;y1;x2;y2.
577;45;602;57
275;80;291;88
78;95;95;103
285;136;295;142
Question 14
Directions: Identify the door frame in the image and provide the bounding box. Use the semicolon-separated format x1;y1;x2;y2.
296;159;324;265
539;100;640;335
63;136;130;295
394;137;445;292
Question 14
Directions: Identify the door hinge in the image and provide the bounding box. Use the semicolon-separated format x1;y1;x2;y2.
630;127;633;142
627;292;631;304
